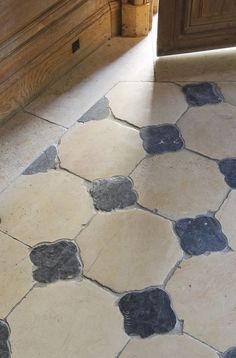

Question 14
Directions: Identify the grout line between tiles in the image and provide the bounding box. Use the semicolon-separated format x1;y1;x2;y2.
23;108;69;130
116;339;131;358
136;203;176;224
183;331;220;354
213;188;232;215
5;284;36;319
184;147;219;162
83;275;120;297
0;229;32;248
163;257;184;288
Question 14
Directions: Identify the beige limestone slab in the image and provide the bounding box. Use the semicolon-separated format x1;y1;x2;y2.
131;150;228;220
178;103;236;160
0;170;94;246
218;82;236;106
120;334;217;358
25;36;154;127
0;232;33;317
58;119;145;181
8;280;128;358
156;47;236;82
106;82;188;127
76;209;182;292
216;191;236;250
0;111;65;193
167;252;236;351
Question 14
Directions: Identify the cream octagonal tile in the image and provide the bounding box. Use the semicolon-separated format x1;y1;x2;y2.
216;191;236;251
0;232;33;317
130;150;228;220
106;82;188;127
8;280;128;358
120;334;218;358
76;209;182;292
166;252;236;351
58;119;145;181
0;170;94;246
178;103;236;160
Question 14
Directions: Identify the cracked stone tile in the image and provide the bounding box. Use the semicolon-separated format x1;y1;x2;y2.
224;348;236;358
216;191;236;251
0;320;10;358
0;111;65;192
106;82;188;127
218;82;236;107
140;124;184;154
76;210;182;292
118;287;176;338
0;171;94;245
30;240;82;284
0;232;32;317
58;119;145;181
7;280;128;358
131;150;228;220
218;158;236;188
182;82;224;106
175;216;228;256
178;103;236;160
120;334;218;358
78;97;110;123
167;252;236;351
89;176;137;211
23;145;57;175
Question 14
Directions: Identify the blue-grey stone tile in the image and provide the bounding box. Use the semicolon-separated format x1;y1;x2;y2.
30;240;82;283
90;176;137;211
118;288;176;338
183;82;224;106
78;97;110;123
23;145;57;175
140;125;184;154
175;216;228;256
0;320;10;358
219;158;236;189
224;348;236;358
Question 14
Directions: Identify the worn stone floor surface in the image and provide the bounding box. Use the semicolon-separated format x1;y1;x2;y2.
1;20;236;357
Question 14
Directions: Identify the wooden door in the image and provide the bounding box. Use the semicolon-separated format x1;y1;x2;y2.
158;0;236;56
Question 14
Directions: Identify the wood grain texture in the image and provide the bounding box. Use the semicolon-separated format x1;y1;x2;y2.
0;0;115;122
158;0;236;56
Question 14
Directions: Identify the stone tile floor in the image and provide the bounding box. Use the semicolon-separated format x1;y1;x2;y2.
1;19;236;357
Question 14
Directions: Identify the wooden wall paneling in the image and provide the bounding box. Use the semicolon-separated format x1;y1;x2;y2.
109;0;122;35
0;0;112;121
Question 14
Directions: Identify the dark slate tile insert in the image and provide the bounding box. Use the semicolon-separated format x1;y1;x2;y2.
224;347;236;358
30;240;82;283
23;145;57;175
140;125;184;155
78;97;110;123
118;288;176;338
175;216;228;256
89;176;137;212
0;320;10;358
219;158;236;189
183;82;224;106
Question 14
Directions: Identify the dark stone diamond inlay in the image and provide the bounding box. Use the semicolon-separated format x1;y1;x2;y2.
78;97;110;123
140;125;184;154
175;216;228;256
219;158;236;189
224;347;236;358
0;320;10;358
183;82;224;106
118;288;176;338
89;176;137;212
23;145;57;175
30;240;82;283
